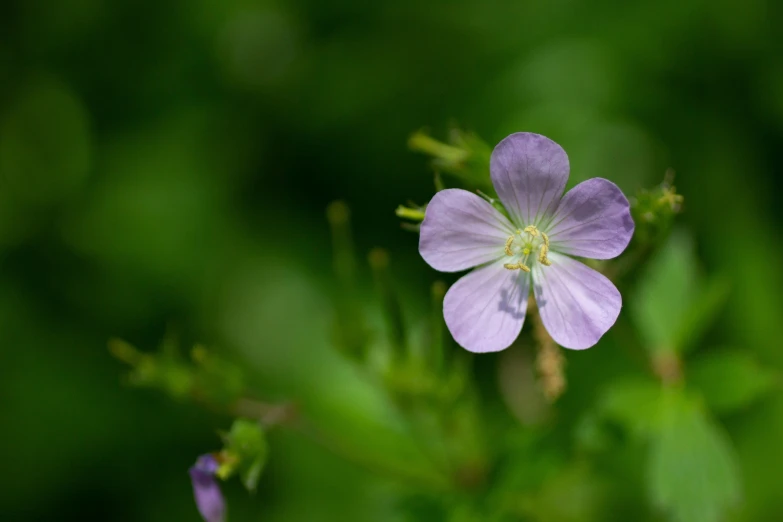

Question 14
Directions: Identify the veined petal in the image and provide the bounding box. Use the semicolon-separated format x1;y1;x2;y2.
419;188;516;272
544;178;634;259
490;133;570;227
532;252;621;350
444;259;530;353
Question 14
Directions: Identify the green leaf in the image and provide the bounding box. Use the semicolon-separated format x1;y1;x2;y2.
632;231;729;355
597;379;663;439
241;454;266;493
632;231;699;352
648;388;741;522
689;350;778;415
516;462;608;522
673;276;731;355
222;419;268;492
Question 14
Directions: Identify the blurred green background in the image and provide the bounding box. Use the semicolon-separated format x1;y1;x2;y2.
2;0;783;521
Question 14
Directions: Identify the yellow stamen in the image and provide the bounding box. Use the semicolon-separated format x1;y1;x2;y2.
536;231;552;265
503;226;545;271
504;262;531;272
538;244;551;266
523;225;539;236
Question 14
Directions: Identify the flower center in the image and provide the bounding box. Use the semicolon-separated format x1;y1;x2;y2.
503;225;552;272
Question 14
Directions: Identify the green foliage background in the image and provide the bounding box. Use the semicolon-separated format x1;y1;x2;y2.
1;0;783;521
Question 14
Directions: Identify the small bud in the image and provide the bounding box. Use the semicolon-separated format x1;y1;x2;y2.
108;338;143;365
431;281;447;297
367;247;390;271
325;199;350;225
408;130;469;165
328;201;370;360
408;126;494;194
369;248;406;357
326;200;356;285
190;455;226;522
395;204;426;222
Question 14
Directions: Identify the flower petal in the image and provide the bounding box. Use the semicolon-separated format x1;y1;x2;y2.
419;188;516;272
490;132;570;227
544;178;634;259
532;251;621;350
190;456;226;522
443;259;530;353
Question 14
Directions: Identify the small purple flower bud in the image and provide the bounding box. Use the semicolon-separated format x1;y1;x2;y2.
190;454;226;522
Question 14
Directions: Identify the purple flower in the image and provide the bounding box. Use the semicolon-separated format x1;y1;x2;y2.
419;132;634;352
190;454;226;522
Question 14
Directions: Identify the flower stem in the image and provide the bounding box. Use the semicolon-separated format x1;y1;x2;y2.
231;397;452;492
531;306;566;401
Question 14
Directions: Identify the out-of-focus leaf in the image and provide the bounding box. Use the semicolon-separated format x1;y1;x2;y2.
648;388;741;522
688;350;778;415
498;347;550;427
674;276;731;355
515;462;608;522
573;413;613;453
109;338;194;399
632;231;699;353
221;418;268;492
241;454;266;493
632;231;729;355
492;431;567;514
111;340;245;406
191;347;246;407
396;493;448;522
598;379;662;439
